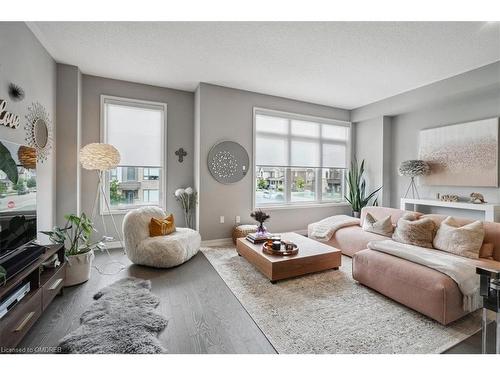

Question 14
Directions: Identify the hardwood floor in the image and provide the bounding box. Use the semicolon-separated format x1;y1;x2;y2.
17;248;491;354
18;249;276;354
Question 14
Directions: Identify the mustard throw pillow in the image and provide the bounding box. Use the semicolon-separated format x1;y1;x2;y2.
150;214;176;237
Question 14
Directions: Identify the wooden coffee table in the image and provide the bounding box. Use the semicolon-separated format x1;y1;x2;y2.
236;232;341;283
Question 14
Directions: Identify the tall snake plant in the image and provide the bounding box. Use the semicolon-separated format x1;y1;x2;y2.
345;159;382;214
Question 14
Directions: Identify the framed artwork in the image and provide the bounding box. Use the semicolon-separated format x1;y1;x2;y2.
419;117;499;187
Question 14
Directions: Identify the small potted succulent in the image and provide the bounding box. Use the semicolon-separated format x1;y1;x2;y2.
41;213;105;286
250;209;271;236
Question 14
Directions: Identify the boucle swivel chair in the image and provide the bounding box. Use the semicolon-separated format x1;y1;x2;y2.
123;206;200;268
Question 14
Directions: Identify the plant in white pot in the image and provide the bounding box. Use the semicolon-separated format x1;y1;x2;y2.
345;159;382;218
41;213;105;287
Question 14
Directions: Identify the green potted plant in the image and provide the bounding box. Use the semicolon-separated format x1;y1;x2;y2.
345;159;382;218
41;213;105;286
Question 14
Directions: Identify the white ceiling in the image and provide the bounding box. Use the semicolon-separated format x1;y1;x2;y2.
28;22;500;109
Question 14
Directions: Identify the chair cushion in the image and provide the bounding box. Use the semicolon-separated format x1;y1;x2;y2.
150;214;176;236
130;227;201;268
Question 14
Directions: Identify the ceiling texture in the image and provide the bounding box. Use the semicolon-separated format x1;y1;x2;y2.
28;22;500;109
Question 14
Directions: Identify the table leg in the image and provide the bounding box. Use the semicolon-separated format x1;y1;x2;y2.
496;310;500;354
270;280;277;284
482;308;488;354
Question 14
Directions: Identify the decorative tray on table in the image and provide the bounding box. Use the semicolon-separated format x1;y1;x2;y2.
262;241;299;256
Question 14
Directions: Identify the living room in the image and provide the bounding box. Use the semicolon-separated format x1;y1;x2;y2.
1;0;500;371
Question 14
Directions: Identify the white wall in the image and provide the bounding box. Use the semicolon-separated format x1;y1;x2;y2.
195;83;351;240
80;75;194;239
0;22;57;235
352;62;500;216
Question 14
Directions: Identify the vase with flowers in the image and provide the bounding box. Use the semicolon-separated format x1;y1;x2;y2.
250;209;270;237
175;187;197;228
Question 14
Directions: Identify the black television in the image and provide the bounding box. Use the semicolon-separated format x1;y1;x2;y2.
0;139;40;280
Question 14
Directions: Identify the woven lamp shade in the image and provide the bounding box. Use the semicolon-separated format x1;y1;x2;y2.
80;143;120;171
18;146;37;170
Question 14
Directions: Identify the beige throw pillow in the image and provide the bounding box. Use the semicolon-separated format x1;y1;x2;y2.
433;217;484;259
362;213;393;237
392;214;436;248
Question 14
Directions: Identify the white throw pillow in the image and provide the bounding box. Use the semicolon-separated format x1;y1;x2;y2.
433;217;484;259
362;213;393;237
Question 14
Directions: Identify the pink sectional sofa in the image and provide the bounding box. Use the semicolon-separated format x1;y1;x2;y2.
325;206;500;325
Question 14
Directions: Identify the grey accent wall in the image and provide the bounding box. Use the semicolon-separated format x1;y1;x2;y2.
56;64;81;224
0;22;56;235
80;75;194;238
196;83;351;241
352;61;500;215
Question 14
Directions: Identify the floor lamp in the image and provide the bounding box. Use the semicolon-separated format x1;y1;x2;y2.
398;160;430;199
80;143;125;274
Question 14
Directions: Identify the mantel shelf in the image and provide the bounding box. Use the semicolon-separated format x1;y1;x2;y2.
400;198;500;222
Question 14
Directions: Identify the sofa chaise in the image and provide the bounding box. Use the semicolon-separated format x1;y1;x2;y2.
309;206;500;324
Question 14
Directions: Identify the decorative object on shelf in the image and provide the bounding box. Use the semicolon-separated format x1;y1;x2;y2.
398;160;430;199
345;159;382;218
0;99;21;129
79;143;126;276
41;213;105;286
208;140;249;184
25;102;53;162
174;187;197;228
17;145;36;170
419;117;499;187
8;83;25;102
470;192;486;204
174;147;187;163
250;209;270;236
439;194;459;202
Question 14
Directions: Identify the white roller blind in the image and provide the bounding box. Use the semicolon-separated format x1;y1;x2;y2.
255;111;349;169
105;102;163;166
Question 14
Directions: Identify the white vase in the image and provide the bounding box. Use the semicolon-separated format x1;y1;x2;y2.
64;250;95;287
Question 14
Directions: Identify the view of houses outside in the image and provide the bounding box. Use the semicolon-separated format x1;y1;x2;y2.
0;168;37;212
255;166;345;206
109;166;161;209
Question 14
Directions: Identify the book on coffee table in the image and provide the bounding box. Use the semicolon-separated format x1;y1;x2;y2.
246;233;271;244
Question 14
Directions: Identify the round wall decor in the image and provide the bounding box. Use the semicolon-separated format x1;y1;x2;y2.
208;141;249;184
25;102;53;163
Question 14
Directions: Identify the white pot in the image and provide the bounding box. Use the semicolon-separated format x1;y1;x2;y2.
65;250;95;287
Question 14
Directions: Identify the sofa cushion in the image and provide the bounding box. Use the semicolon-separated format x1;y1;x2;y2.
361;206;421;226
352;249;468;324
362;213;393;237
392;215;436;248
433;217;484;259
479;243;494;259
327;225;387;257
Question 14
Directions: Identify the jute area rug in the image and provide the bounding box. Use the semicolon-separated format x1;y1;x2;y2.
201;247;481;354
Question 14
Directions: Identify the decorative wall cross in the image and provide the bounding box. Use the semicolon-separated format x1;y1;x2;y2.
175;147;188;163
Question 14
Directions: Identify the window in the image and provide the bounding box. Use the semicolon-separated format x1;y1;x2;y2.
101;96;166;213
254;108;350;208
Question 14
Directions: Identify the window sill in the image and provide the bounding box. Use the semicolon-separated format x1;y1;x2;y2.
254;202;351;211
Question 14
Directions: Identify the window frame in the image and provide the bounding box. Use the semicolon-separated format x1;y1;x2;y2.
252;107;351;210
100;95;167;215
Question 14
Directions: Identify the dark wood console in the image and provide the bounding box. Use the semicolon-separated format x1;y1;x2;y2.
0;244;65;348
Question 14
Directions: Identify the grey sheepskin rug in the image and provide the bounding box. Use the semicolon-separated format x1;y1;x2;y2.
59;277;168;354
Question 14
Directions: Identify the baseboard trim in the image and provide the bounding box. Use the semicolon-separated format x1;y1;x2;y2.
201;237;233;247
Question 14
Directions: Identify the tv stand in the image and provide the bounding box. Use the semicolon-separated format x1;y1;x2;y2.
0;244;65;348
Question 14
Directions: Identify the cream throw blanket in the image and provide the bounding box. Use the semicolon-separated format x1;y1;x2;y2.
368;239;480;312
308;215;360;242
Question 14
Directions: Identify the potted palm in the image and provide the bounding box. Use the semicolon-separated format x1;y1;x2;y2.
41;213;105;286
345;159;382;218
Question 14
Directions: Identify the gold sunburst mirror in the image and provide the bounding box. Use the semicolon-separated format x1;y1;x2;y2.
25;102;53;162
